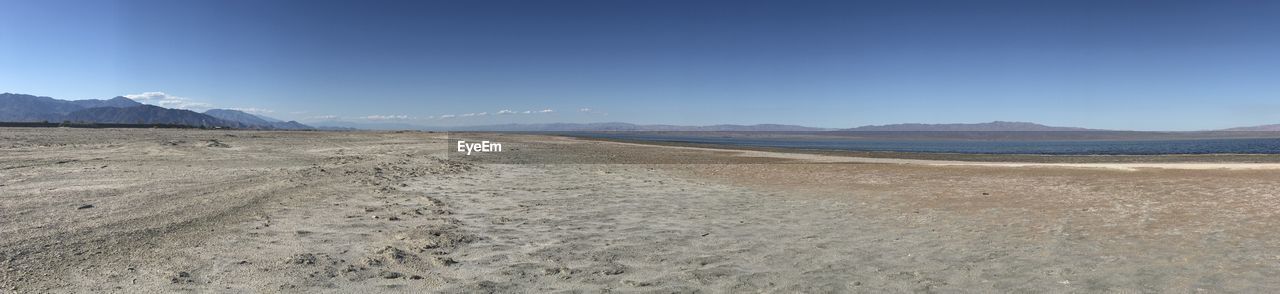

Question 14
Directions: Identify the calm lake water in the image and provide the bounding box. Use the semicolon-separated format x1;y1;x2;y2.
574;133;1280;155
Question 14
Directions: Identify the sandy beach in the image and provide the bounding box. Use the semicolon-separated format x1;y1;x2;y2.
4;128;1280;292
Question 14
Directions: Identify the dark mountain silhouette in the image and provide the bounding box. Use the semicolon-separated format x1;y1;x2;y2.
0;93;90;122
0;93;145;121
841;121;1094;132
1;92;312;129
204;109;313;130
1;93;144;122
69;96;143;109
64;105;243;128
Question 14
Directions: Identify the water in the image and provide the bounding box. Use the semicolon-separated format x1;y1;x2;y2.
572;132;1280;155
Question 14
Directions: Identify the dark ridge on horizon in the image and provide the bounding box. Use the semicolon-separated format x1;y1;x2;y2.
65;105;240;128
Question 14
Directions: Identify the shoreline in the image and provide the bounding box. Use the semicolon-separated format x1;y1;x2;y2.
559;134;1280;170
559;134;1280;164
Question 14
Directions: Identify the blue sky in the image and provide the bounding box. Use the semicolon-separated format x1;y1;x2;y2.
2;0;1279;130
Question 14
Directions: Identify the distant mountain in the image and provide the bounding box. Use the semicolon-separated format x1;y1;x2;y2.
1;93;93;122
12;91;1278;133
1;93;148;122
269;120;313;130
697;124;830;131
70;96;143;109
302;121;829;132
205;109;274;125
204;109;312;130
445;122;641;131
308;120;429;131
841;121;1094;132
65;105;243;128
314;125;360;131
1220;124;1280;131
1;92;314;129
255;114;284;123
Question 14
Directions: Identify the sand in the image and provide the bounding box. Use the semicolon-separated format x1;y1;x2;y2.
600;139;1280;170
3;128;1280;292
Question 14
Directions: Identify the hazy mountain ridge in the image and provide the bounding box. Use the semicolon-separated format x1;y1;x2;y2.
313;119;1280;133
204;109;312;130
443;122;830;132
842;121;1095;132
311;121;1102;132
308;120;428;131
1221;124;1280;131
204;109;274;126
7;92;1280;132
305;121;828;131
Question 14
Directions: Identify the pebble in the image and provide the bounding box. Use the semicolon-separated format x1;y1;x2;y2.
77;204;94;210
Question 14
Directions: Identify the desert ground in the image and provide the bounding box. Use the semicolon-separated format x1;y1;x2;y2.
3;128;1280;292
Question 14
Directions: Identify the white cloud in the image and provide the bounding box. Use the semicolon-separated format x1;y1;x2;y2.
434;108;554;119
123;92;213;111
363;114;411;120
228;107;275;114
308;115;339;120
578;107;606;115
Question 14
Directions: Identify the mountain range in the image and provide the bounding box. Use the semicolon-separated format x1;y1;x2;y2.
311;121;1097;132
320;120;1280;132
840;121;1095;132
0;93;311;130
204;109;312;130
1221;124;1280;132
5;92;1280;132
435;122;832;132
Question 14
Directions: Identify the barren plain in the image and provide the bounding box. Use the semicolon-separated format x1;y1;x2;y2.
3;128;1280;292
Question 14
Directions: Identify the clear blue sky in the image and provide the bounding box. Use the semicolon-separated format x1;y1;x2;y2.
2;0;1279;130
